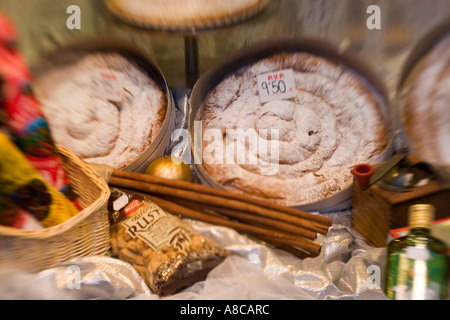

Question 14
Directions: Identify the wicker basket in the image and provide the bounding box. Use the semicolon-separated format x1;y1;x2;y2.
0;146;111;273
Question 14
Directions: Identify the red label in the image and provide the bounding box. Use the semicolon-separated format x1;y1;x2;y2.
267;72;284;81
124;199;141;216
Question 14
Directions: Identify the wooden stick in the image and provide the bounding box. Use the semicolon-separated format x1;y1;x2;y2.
255;235;315;260
144;194;322;257
172;197;318;240
118;188;319;259
111;170;333;226
109;176;329;235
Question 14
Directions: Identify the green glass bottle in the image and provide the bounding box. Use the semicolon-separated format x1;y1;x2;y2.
385;204;448;300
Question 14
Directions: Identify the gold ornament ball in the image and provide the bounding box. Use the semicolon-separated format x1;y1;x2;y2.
145;156;194;182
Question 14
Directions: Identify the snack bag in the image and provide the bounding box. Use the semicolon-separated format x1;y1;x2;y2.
0;11;75;201
0;132;79;228
108;189;229;296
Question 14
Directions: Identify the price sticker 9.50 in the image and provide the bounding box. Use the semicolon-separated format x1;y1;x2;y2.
257;69;296;103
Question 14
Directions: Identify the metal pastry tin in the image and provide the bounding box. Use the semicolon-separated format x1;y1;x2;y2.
32;37;176;173
189;37;394;213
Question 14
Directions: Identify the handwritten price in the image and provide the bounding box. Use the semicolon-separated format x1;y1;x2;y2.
260;78;287;95
257;69;296;103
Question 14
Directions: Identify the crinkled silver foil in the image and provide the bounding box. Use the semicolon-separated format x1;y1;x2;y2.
0;213;389;300
152;214;388;300
0;256;151;300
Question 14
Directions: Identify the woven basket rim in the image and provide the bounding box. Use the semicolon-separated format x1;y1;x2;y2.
0;145;110;239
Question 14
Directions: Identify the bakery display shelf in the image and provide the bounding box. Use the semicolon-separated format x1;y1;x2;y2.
103;0;272;33
102;0;280;87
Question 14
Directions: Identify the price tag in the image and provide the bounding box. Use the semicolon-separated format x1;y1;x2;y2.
257;69;296;103
90;68;125;103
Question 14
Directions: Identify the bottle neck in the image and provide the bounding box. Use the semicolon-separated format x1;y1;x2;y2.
408;204;434;231
409;227;431;236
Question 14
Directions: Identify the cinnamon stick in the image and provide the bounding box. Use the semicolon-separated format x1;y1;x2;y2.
145;194;322;257
111;170;333;227
255;235;315;260
173;197;318;240
108;175;329;235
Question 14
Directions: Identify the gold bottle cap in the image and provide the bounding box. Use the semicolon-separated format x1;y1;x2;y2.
408;204;435;229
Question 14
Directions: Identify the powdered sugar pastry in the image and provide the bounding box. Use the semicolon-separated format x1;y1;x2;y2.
33;52;167;169
201;52;389;207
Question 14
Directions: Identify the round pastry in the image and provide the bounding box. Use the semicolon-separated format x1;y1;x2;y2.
33;52;167;170
400;33;450;172
200;52;390;207
105;0;269;30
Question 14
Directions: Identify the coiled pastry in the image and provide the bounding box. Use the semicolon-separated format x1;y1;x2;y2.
33;52;167;170
201;52;389;207
400;33;450;172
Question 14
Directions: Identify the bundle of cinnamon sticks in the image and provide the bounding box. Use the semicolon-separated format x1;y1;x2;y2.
108;170;333;259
